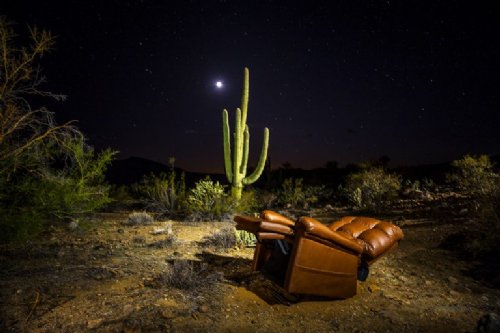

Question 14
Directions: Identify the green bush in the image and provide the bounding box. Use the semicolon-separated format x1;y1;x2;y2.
342;167;401;211
277;178;333;208
161;260;209;290
447;155;500;256
0;19;116;243
232;189;260;214
303;185;334;207
447;155;499;197
133;170;186;216
278;178;306;208
0;137;115;242
202;226;238;249
186;178;232;220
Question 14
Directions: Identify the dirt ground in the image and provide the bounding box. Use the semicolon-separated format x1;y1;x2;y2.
1;195;500;332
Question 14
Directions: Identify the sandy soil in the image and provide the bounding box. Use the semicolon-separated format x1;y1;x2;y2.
1;197;499;332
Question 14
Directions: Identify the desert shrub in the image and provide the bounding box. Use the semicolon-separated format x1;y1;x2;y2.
447;155;500;256
232;189;261;214
127;211;154;225
402;179;421;192
278;178;305;208
0;19;116;243
34;137;115;218
201;226;255;248
202;226;238;248
0;210;44;244
277;178;334;208
342;167;401;211
259;191;278;209
133;170;186;217
162;260;209;290
149;234;177;248
447;155;499;197
186;178;232;220
303;185;334;207
110;185;134;203
0;137;115;242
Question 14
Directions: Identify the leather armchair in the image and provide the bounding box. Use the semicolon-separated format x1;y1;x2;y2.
235;211;404;299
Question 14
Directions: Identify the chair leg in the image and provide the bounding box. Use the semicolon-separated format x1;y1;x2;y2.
357;262;369;281
252;242;274;271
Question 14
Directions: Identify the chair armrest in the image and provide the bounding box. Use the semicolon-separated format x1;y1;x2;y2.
234;215;262;233
234;215;294;235
297;217;363;254
260;210;295;227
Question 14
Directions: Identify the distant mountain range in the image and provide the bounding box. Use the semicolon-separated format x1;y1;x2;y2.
106;155;500;187
105;156;225;186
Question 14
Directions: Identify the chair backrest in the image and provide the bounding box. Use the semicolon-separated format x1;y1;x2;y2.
328;216;404;261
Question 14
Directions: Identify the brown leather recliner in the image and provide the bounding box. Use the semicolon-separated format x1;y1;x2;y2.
234;210;404;299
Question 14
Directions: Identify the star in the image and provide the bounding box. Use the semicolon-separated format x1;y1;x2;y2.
215;81;223;88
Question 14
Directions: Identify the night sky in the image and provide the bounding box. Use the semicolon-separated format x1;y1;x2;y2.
2;1;499;173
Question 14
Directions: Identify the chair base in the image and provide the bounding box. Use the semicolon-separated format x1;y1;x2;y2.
253;237;359;299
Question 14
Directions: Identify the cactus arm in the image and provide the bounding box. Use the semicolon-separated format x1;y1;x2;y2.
243;127;269;185
240;125;249;176
233;107;242;188
222;109;233;183
240;67;249;134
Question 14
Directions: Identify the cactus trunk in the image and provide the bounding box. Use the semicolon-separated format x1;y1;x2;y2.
222;67;270;200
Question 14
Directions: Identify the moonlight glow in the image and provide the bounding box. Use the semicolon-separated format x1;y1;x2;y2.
215;81;223;88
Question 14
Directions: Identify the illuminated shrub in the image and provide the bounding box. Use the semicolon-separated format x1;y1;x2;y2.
447;155;499;197
277;178;332;208
343;167;401;211
186;178;231;220
133;170;186;216
127;211;154;225
162;260;208;290
233;189;260;214
202;226;238;248
447;155;500;256
277;178;306;208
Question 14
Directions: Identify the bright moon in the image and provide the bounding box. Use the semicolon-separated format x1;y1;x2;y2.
215;81;223;88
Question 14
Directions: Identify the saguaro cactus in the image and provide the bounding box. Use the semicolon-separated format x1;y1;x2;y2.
222;67;270;200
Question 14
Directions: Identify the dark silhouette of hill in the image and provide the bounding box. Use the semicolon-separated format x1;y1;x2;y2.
105;156;225;186
106;154;500;188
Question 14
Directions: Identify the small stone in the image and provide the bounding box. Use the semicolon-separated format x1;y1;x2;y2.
398;275;409;282
199;304;209;313
87;319;103;329
68;221;79;230
151;228;166;235
481;295;489;302
368;284;380;293
117;228;125;234
123;304;134;315
447;276;459;284
161;309;176;319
